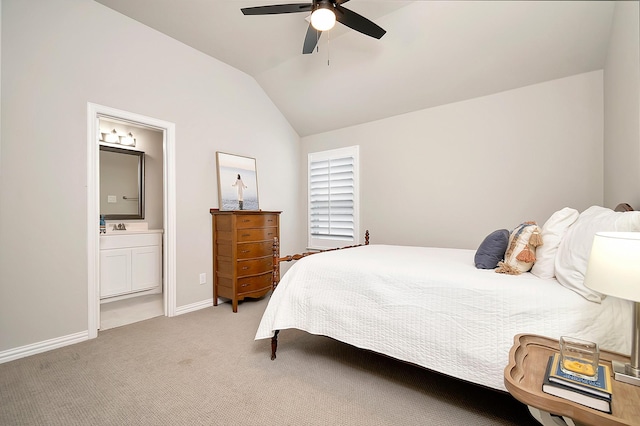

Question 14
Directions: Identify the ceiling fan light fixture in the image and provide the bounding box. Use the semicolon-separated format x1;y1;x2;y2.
311;4;335;31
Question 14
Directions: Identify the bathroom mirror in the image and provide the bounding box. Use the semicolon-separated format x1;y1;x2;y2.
100;145;145;220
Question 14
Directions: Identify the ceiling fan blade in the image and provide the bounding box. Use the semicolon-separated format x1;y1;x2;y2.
241;3;312;15
303;23;322;54
334;4;386;39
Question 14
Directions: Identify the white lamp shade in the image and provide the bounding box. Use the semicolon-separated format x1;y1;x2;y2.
311;8;336;31
584;232;640;302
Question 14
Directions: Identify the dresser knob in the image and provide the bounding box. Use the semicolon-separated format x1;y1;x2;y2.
241;283;249;287
241;250;250;254
242;266;249;270
242;233;250;237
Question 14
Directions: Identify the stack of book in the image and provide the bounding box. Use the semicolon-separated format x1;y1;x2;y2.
542;353;613;413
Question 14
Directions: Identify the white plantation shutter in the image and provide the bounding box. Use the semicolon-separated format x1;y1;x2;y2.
308;146;359;249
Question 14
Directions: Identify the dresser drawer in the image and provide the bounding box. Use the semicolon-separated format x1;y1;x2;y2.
237;272;272;294
237;227;278;242
216;240;273;259
236;214;278;229
237;257;273;277
237;241;273;259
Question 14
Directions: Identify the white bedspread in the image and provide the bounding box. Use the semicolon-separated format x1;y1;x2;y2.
255;245;632;391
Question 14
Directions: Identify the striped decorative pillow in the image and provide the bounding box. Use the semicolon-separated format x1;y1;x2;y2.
496;222;543;275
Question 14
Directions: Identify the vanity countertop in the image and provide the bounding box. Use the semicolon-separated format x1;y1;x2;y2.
101;221;162;235
102;229;163;236
100;229;163;250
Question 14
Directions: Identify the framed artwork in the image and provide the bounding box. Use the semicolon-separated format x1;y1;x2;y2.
216;152;259;211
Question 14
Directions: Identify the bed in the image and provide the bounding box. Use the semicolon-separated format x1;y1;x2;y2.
255;204;638;392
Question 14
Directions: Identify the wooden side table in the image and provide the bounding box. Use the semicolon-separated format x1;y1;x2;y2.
504;334;640;426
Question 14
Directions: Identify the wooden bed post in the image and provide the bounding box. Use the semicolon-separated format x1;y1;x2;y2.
272;237;280;289
271;330;279;360
268;230;370;361
271;238;281;360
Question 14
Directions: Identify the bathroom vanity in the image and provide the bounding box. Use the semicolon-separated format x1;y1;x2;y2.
100;228;162;300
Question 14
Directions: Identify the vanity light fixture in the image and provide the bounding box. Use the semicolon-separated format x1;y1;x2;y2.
101;129;120;144
119;132;136;147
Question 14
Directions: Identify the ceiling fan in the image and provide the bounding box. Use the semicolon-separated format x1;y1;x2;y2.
241;0;386;54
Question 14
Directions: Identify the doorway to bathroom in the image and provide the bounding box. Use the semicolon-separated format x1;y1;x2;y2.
98;118;164;330
87;103;176;339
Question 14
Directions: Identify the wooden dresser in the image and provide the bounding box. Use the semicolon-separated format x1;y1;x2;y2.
210;209;280;312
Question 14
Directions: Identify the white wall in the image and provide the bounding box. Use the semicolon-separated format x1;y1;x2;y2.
302;72;604;249
603;1;640;209
0;0;2;170
0;0;302;353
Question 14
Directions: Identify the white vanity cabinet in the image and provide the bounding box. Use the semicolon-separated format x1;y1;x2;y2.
100;230;162;299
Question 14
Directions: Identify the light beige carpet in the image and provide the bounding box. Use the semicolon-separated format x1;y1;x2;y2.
0;296;539;425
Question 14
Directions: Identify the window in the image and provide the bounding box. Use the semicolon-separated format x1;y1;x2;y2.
308;146;359;249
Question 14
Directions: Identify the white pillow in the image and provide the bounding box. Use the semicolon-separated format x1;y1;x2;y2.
555;206;640;302
531;207;579;279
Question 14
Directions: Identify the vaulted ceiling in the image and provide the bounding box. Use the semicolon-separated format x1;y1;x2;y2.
95;1;616;136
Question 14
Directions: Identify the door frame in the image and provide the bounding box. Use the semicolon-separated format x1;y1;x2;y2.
87;103;177;338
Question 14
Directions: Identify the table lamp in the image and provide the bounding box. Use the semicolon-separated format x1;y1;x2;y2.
584;231;640;386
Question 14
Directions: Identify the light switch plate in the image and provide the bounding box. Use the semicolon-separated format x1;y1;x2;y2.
107;195;117;203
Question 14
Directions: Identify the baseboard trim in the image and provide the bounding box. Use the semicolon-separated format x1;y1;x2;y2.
0;331;89;364
174;298;213;316
1;298;216;363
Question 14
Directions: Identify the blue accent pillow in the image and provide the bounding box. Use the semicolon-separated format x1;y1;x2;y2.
474;229;510;269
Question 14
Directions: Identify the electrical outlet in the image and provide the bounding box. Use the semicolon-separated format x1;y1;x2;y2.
199;273;206;285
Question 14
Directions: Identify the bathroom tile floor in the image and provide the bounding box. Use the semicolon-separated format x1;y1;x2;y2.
100;294;163;331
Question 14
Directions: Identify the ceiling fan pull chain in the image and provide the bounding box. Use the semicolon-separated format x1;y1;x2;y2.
327;30;330;66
